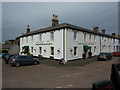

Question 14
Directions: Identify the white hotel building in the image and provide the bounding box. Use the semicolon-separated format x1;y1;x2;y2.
19;15;120;62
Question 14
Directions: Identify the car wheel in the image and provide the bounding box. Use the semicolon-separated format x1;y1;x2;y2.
106;58;109;61
34;61;38;65
15;62;20;67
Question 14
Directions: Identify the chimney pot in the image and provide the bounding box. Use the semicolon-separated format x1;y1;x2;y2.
52;14;59;26
93;27;99;32
112;33;116;37
26;24;30;33
102;29;106;34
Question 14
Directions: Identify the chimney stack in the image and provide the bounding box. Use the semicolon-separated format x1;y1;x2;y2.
93;27;99;32
52;14;59;26
112;33;116;37
26;25;30;33
102;29;106;34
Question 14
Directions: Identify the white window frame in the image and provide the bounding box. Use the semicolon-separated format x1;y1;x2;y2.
74;47;77;56
74;30;77;41
39;33;42;41
39;47;42;55
51;31;54;41
31;47;33;53
51;47;54;55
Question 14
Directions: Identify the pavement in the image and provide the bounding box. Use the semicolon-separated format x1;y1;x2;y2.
2;56;120;89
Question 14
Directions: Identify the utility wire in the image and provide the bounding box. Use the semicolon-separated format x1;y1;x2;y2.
79;5;118;24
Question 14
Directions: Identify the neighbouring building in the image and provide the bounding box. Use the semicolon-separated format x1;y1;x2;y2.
2;40;20;54
19;15;120;63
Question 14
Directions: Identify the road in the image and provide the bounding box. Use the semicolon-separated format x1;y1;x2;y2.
2;57;120;89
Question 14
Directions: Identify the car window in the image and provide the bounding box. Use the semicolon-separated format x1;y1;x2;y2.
10;56;16;60
18;56;28;59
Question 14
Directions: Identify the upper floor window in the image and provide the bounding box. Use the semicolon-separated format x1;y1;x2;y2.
26;36;28;42
113;39;115;44
94;35;96;42
89;34;92;41
22;38;23;44
84;32;86;41
119;40;120;44
51;32;54;41
74;31;77;41
31;35;33;41
39;34;42;41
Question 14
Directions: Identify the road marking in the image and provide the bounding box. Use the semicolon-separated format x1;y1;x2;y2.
76;73;79;75
56;86;63;88
67;84;73;87
66;75;70;77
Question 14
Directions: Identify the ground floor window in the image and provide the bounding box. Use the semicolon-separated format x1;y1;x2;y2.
31;47;33;53
94;46;96;54
114;46;115;51
39;47;42;54
51;47;54;55
74;47;77;56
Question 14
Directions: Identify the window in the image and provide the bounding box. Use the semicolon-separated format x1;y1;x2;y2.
119;40;120;44
94;46;96;54
94;35;96;42
31;35;33;41
39;34;42;41
51;47;54;55
113;39;115;44
89;34;92;41
51;32;54;41
74;47;77;56
114;46;115;51
84;32;86;41
74;31;77;41
26;36;28;42
39;47;42;54
31;47;33;53
22;38;23;44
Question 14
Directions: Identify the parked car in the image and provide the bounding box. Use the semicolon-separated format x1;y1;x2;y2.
98;52;112;61
9;55;40;67
113;51;120;57
4;55;14;64
0;53;9;60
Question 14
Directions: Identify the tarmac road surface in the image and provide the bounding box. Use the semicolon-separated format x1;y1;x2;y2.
2;57;120;88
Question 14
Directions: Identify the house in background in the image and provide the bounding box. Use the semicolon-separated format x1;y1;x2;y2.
19;15;120;63
2;40;20;55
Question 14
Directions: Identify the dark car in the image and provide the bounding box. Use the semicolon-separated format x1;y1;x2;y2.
9;55;40;67
4;55;14;64
0;53;9;60
98;52;112;61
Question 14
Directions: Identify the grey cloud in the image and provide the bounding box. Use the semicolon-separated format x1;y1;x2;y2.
2;2;118;41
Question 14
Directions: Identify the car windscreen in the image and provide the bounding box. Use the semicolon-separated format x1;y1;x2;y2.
99;53;108;56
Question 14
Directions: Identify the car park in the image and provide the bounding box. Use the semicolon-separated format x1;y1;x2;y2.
4;55;14;64
9;55;40;67
112;51;120;57
98;52;112;61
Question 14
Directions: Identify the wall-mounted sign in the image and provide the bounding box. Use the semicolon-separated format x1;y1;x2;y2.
36;43;53;45
78;43;94;45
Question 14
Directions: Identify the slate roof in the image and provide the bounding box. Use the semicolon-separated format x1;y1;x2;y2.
20;23;120;39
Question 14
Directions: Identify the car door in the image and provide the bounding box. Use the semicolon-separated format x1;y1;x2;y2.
18;56;28;65
26;56;34;64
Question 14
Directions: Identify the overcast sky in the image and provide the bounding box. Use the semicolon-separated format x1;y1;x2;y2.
1;2;119;42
